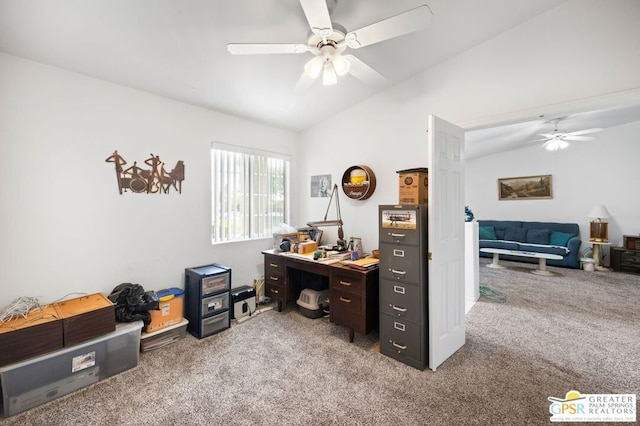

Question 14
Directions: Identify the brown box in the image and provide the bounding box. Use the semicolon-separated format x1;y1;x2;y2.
623;235;640;250
53;293;115;347
398;168;428;205
297;240;318;254
0;304;63;367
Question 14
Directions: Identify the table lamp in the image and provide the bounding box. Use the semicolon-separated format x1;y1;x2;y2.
588;204;610;242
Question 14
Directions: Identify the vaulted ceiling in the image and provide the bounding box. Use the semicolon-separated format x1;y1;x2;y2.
0;0;567;133
2;0;639;159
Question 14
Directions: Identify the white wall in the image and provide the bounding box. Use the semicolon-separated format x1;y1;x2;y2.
0;53;299;305
466;121;640;263
297;0;640;255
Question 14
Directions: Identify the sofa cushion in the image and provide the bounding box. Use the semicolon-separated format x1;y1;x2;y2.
550;231;576;246
479;226;497;240
526;228;550;245
480;240;519;250
517;243;569;255
504;227;528;242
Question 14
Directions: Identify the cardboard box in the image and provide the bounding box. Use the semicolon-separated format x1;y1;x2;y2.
0;304;64;368
146;288;184;333
296;240;318;254
53;293;115;347
398;168;428;205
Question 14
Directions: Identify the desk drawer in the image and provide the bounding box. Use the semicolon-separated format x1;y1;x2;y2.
330;288;363;331
331;269;365;295
265;281;285;302
379;279;424;323
265;269;285;287
265;255;285;271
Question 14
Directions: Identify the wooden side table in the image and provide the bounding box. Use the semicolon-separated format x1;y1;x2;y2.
589;241;612;271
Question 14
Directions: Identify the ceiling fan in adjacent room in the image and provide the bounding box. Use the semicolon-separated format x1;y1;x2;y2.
529;118;603;151
226;0;433;90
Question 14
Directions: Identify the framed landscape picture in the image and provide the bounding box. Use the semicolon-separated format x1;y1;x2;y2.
498;175;552;200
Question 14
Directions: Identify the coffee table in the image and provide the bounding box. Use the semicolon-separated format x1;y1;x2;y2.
480;248;563;276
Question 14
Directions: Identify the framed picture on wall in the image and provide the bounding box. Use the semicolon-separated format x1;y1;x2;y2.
498;175;553;200
311;174;331;198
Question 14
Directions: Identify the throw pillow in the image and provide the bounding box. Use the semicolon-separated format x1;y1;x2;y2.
550;231;576;246
504;227;527;242
527;228;550;245
479;226;497;240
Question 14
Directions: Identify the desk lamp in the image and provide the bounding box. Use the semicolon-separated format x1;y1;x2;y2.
307;184;347;250
588;204;610;242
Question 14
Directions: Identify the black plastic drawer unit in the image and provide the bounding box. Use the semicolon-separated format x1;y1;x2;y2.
185;263;231;339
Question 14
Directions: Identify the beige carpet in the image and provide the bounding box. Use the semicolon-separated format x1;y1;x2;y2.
1;258;638;425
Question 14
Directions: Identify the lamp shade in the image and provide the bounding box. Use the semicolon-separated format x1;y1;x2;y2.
587;205;611;220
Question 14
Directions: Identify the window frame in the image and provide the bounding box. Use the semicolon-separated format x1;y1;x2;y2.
211;142;290;244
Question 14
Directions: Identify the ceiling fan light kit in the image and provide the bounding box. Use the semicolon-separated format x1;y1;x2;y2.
529;118;604;151
226;0;433;88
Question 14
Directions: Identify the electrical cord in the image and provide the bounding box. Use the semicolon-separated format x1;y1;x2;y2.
0;297;43;323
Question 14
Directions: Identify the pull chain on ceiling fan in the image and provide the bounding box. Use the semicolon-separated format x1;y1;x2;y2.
226;0;433;90
530;118;603;151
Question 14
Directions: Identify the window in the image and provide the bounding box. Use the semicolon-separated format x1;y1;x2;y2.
211;144;289;243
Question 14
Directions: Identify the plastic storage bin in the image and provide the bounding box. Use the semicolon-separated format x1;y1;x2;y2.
0;321;143;418
140;318;188;352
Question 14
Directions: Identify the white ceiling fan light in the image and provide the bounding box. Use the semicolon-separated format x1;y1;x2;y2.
529;118;604;151
226;0;433;89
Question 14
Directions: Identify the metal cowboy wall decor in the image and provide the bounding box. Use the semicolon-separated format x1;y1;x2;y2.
105;151;185;194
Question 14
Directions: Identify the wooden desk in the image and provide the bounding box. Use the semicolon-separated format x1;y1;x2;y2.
263;249;379;342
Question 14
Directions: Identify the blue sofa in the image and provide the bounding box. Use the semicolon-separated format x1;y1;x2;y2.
478;220;582;269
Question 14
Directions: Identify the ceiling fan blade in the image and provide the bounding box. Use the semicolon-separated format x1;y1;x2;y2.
345;55;386;86
566;127;604;136
526;138;552;144
227;43;309;55
299;0;333;38
345;5;432;49
562;135;595;141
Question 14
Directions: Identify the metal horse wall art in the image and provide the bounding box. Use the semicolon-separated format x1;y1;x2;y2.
105;151;185;195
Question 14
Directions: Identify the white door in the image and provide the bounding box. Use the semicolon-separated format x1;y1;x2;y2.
427;115;466;371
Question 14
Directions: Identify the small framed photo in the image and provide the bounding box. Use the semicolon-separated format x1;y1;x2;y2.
498;175;552;200
311;174;331;198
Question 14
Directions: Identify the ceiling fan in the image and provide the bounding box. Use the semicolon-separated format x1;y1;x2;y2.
226;0;433;90
529;118;603;151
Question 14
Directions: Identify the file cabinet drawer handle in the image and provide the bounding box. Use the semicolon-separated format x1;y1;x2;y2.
339;296;351;303
269;263;279;268
391;304;407;312
269;276;278;281
391;341;407;350
389;233;406;238
339;280;352;286
270;288;279;294
390;269;406;275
